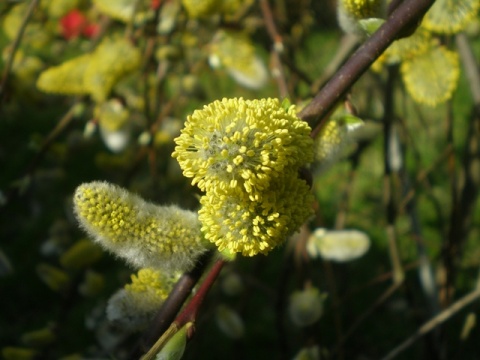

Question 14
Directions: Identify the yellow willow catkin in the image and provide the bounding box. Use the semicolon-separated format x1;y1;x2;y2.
198;170;314;256
106;268;180;332
172;97;313;198
173;98;314;256
73;181;210;272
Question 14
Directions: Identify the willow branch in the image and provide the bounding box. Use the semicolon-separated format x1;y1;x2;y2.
298;0;435;135
259;0;283;47
310;34;359;95
140;258;226;360
134;251;214;357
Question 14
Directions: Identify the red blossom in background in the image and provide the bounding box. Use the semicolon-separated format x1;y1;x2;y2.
60;10;99;40
82;23;100;38
151;0;161;10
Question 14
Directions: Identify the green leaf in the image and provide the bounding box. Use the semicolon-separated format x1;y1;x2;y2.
358;18;385;36
335;114;364;131
155;324;189;360
281;98;292;112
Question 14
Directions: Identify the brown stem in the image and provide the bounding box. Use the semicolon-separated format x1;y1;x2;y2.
298;0;435;134
175;259;226;326
134;251;214;357
0;0;40;103
259;0;289;98
259;0;283;47
140;258;226;360
310;34;360;95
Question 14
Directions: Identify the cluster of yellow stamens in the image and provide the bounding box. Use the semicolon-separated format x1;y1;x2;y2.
107;268;181;331
173;98;314;256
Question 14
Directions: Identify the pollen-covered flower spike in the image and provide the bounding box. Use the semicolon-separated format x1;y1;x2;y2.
199;170;314;256
314;108;363;170
172;97;313;198
107;268;181;332
339;0;385;20
73;181;210;272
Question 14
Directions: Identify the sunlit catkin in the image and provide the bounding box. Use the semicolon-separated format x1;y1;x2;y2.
73;181;210;272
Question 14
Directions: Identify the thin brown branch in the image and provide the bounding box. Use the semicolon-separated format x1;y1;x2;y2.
141;258;226;360
259;0;283;48
259;0;289;98
299;0;435;135
381;288;480;360
0;0;40;104
310;34;360;95
133;251;214;358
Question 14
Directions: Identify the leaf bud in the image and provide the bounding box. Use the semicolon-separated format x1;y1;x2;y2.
21;326;56;347
60;239;103;270
36;263;70;293
215;304;245;339
289;287;326;327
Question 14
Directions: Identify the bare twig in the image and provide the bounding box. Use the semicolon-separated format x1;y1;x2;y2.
310;34;360;95
0;0;40;104
259;0;283;49
259;0;289;98
381;288;480;360
26;101;80;175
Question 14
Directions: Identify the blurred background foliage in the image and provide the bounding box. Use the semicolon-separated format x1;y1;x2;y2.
1;0;480;359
